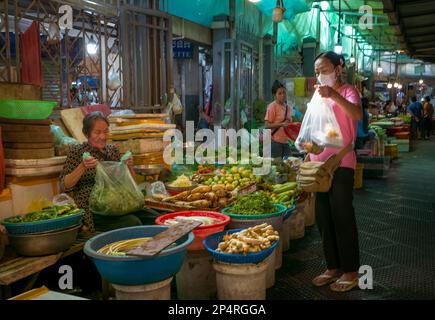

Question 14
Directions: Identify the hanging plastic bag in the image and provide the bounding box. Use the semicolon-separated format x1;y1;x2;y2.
88;152;145;216
171;93;183;115
295;91;343;154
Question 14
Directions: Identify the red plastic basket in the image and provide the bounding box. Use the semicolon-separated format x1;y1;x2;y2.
155;211;230;251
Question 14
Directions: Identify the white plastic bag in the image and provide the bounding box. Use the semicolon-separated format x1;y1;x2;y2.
295;91;343;153
171;93;183;115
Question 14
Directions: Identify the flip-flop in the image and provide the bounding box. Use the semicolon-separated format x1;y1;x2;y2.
312;274;339;287
329;278;359;292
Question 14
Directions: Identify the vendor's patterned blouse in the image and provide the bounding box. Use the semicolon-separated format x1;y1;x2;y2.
59;142;121;232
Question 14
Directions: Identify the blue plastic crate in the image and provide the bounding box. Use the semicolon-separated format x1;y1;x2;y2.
203;228;279;264
1;210;84;235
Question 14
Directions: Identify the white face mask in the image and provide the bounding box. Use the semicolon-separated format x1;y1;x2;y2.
317;71;337;87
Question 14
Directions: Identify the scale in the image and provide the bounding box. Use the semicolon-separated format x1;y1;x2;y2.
127;221;202;257
134;164;164;182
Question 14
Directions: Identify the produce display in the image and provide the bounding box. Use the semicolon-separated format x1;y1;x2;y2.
226;192;276;215
261;182;298;208
167;174;193;188
199;166;260;190
197;164;215;174
369;125;387;138
163;216;221;226
216;224;280;254
98;237;151;256
2;204;80;224
158;185;234;209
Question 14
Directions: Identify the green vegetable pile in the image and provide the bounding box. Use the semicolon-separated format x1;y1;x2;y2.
227;192;276;215
2;205;80;224
369;125;387;138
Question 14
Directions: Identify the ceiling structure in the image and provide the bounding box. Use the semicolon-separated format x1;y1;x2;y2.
382;0;435;63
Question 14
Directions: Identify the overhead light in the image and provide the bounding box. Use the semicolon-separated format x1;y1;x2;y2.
334;43;343;54
320;1;329;11
86;35;98;55
393;82;399;88
419;79;424;85
387;83;393;89
350;56;356;64
248;0;261;2
398;84;403;90
377;66;383;74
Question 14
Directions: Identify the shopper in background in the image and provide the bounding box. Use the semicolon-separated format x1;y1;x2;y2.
422;96;434;140
356;97;370;149
407;96;423;140
309;51;362;292
264;80;292;158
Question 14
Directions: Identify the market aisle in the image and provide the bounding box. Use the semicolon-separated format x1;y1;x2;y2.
269;140;435;300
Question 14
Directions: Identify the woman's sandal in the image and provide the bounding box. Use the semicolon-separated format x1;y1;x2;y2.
312;274;339;287
329;278;359;292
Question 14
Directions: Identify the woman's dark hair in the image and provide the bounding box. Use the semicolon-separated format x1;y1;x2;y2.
361;97;369;110
425;96;431;102
82;111;109;137
314;51;345;68
411;96;417;102
271;80;285;96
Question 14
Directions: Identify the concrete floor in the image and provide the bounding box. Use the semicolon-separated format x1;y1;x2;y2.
269;139;435;300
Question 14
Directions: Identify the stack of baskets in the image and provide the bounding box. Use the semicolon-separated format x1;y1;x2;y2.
0;210;84;256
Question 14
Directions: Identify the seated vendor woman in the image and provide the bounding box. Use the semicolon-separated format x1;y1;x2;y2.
59;111;143;233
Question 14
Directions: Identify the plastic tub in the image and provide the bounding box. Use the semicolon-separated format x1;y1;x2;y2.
0;100;57;119
1;210;84;235
84;225;194;285
203;228;279;265
155;211;230;251
221;204;287;231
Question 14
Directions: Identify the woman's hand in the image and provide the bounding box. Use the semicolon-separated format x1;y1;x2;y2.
281;119;292;127
82;156;97;169
125;156;134;168
315;85;337;99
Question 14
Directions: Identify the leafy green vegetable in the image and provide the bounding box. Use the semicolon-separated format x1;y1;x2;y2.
2;205;80;224
228;192;276;215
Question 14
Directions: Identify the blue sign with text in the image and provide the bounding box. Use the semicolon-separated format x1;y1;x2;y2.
173;40;193;59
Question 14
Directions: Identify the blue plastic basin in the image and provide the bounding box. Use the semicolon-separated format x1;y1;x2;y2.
84;226;194;285
203;228;279;264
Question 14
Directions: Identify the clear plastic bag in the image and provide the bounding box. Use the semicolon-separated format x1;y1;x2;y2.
50;125;79;156
53;193;76;207
89;161;145;216
295;91;343;153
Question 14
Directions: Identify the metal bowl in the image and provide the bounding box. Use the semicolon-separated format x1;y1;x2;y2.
8;225;81;257
134;165;164;176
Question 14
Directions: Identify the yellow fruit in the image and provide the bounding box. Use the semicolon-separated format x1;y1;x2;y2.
231;167;238;174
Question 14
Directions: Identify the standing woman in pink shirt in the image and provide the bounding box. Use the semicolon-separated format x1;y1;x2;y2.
309;51;363;292
264;80;292;158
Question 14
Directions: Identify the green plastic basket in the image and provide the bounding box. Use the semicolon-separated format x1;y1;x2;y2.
0;100;57;119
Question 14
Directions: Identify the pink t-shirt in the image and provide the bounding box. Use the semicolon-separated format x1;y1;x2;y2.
310;84;361;170
264;101;292;144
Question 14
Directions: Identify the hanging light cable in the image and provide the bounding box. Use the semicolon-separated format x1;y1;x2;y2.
387;53;393;88
334;0;343;54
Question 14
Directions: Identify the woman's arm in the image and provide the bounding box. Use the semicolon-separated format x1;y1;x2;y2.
265;121;289;129
63;157;97;190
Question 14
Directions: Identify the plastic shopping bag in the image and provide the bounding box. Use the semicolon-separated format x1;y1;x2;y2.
295;91;343;153
89;157;144;216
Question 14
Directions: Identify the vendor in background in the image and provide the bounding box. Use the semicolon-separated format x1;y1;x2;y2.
264;80;292;158
407;96;423;140
59;112;140;233
309;51;362;292
355;97;370;149
423;96;434;140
